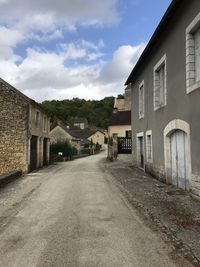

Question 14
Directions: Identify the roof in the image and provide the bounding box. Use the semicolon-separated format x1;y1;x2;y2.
66;129;101;139
125;0;183;85
80;139;91;146
51;123;105;140
109;111;131;126
74;117;88;124
0;77;50;116
50;117;69;131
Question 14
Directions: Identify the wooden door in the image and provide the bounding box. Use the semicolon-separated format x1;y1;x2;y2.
30;135;38;172
171;130;187;190
43;138;48;166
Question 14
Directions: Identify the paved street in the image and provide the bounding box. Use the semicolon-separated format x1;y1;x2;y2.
0;152;194;267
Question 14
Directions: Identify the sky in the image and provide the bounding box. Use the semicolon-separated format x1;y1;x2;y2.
0;0;172;102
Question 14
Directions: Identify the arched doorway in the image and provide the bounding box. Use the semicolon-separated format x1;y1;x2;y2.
171;130;188;190
164;120;191;191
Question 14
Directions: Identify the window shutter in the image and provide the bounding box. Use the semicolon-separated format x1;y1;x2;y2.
195;28;200;82
139;85;144;117
159;66;165;105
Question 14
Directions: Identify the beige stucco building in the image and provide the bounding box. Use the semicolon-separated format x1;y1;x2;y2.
87;130;105;148
0;78;50;175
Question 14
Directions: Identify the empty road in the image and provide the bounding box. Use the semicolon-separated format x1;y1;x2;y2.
0;152;193;267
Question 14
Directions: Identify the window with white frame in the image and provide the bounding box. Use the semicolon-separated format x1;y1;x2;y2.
153;54;167;110
139;81;144;118
146;130;153;162
186;12;200;93
194;28;200;81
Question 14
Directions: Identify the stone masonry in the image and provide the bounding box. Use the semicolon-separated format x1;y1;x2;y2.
0;82;29;175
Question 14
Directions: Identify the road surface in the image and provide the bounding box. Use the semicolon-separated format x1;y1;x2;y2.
0;152;193;267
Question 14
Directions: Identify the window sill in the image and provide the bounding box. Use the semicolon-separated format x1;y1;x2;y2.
154;103;166;111
187;81;200;94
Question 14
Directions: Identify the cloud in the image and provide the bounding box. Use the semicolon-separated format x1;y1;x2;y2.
0;0;146;102
99;43;146;83
0;42;145;101
0;26;25;61
0;0;119;31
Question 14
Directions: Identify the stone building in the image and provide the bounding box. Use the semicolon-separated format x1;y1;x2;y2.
108;86;132;138
0;78;50;175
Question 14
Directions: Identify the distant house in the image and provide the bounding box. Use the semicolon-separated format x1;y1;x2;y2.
50;126;105;151
87;130;105;148
74;117;88;130
50;117;70;131
0;78;50;175
125;0;200;197
108;110;131;138
108;86;132;138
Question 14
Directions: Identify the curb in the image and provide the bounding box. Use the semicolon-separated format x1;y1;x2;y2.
0;170;22;188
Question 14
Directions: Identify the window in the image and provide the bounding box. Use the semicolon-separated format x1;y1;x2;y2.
146;130;153;163
35;111;40;128
186;12;200;93
126;130;132;138
139;81;144;119
194;28;200;82
154;54;167;110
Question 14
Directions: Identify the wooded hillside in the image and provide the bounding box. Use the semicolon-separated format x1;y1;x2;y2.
41;97;114;129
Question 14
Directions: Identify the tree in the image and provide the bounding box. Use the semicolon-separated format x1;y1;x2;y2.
41;96;114;129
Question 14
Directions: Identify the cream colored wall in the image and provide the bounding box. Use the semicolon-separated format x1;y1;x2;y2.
108;125;132;137
88;131;105;146
29;104;51;169
29;104;50;138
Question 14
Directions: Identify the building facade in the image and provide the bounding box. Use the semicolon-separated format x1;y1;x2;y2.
125;0;200;197
108;86;132;138
74;117;88;130
0;78;50;175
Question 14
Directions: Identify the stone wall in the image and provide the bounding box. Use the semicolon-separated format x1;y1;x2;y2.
0;83;29;174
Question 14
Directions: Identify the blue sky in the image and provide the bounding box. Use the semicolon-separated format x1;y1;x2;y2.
0;0;171;102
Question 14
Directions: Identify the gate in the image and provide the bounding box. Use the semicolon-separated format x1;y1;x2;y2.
117;137;132;154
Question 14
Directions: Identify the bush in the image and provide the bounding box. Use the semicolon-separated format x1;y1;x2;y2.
81;148;90;155
50;140;77;160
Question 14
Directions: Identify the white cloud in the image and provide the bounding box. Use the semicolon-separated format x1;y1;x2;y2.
0;0;146;102
0;0;119;31
0;42;145;101
99;44;146;84
0;26;25;61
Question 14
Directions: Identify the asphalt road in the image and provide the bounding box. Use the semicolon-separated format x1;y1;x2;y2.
0;152;193;267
